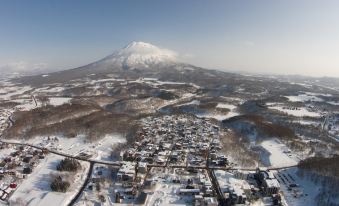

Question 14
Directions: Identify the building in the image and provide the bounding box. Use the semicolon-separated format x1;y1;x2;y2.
117;162;136;182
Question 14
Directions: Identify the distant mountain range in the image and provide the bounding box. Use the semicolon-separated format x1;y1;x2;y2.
16;41;235;86
14;41;339;92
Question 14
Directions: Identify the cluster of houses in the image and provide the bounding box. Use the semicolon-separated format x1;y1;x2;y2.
81;114;284;205
0;109;11;134
327;113;339;138
254;169;281;195
0;142;46;202
121;115;225;167
253;168;282;205
111;115;225;205
215;168;282;206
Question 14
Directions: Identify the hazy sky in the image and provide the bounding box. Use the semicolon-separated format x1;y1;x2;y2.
1;0;339;77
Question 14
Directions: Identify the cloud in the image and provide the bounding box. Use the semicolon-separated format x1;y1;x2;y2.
0;61;48;74
182;53;195;59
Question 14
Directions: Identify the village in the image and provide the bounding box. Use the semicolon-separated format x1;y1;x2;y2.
0;95;312;206
74;114;285;206
0;142;47;202
0;109;11;136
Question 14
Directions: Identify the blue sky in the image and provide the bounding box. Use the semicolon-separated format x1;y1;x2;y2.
1;0;339;77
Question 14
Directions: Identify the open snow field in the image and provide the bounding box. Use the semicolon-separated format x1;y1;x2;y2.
260;139;299;167
197;103;239;121
74;164;116;206
147;183;192;206
48;97;72;106
285;93;324;103
214;170;251;194
0;85;32;100
146;173;194;206
274;168;326;206
9;154;90;206
12;97;41;111
27;134;126;159
34;86;66;94
269;106;320;117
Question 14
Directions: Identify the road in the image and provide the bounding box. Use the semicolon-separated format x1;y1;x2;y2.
0;96;298;206
68;162;94;206
0;139;122;167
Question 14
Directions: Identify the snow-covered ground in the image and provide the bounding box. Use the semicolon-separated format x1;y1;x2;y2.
26;134;126;159
260;139;299;167
285;94;323;102
12;97;41;111
147;183;192;206
93;134;126;161
197;103;239;121
328;101;339;106
9;154;90;206
269;106;320;117
146;169;196;206
74;164;115;206
48;97;72;106
274;168;325;206
214;170;251;195
0;85;32;100
34;86;66;94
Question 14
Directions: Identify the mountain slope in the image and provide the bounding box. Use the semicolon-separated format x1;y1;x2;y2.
99;41;177;69
16;41;194;85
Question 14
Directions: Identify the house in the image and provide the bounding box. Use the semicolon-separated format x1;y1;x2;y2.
117;162;136;182
255;168;280;195
138;162;147;174
178;188;200;196
23;167;32;174
263;179;280;195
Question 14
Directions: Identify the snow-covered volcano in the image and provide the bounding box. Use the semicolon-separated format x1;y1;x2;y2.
96;41;178;70
17;41;198;85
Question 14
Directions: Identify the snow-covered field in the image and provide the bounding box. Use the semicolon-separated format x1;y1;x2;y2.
12;97;41;111
48;97;72;106
275;168;324;206
0;85;32;100
197;103;239;121
260;139;299;167
269;105;320;117
146;170;196;206
9;154;90;206
74;164;115;206
147;182;192;206
285;93;324;102
34;86;66;94
27;134;126;159
214;170;251;195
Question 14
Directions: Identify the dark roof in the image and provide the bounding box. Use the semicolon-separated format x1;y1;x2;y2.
134;192;148;204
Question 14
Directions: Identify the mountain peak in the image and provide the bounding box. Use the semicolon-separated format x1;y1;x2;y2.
98;41;178;70
118;41;177;60
124;41;156;49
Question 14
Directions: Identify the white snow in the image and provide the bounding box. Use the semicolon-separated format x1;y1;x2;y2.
216;103;237;110
9;154;90;206
0;85;32;100
27;134;126;159
285;94;323;102
34;86;65;93
269;106;320;117
214;170;251;194
260;139;299;167
197;103;239;121
97;41;177;69
275;168;324;206
48;97;72;106
328;101;339;106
